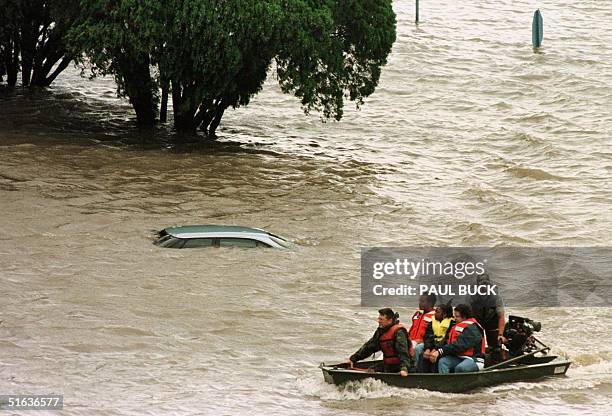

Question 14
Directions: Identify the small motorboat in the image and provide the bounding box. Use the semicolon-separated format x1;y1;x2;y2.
321;316;571;393
320;355;571;393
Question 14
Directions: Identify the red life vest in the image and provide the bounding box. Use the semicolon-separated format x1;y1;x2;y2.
446;318;487;357
409;309;435;342
379;323;409;365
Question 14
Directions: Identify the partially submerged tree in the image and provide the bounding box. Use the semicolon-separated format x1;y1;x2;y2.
0;0;75;87
67;1;163;125
160;0;282;132
0;0;22;86
69;0;397;132
25;0;76;86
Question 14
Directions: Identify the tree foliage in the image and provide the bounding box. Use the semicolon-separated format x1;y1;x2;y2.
4;0;395;133
67;0;396;132
277;0;397;120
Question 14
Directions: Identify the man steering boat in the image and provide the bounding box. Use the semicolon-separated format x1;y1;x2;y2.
348;308;412;376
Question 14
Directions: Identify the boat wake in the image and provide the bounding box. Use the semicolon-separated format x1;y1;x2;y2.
296;355;611;402
296;373;452;401
296;374;396;401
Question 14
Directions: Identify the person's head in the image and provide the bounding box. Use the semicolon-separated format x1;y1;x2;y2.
476;272;490;285
419;294;437;311
377;308;398;328
434;303;453;321
453;304;473;323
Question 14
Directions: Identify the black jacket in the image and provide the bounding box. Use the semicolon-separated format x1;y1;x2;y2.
423;319;455;350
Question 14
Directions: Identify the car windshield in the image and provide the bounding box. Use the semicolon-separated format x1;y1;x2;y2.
153;234;172;246
154;235;184;248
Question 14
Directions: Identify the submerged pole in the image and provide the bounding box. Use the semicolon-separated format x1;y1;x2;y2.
532;9;544;48
415;0;419;23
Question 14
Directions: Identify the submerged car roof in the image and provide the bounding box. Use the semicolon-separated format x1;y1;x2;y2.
163;225;268;237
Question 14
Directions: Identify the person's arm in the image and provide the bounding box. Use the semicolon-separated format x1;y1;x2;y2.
439;324;482;357
349;331;381;363
395;329;411;374
497;311;505;335
440;320;454;345
423;322;434;349
496;293;506;343
412;313;426;344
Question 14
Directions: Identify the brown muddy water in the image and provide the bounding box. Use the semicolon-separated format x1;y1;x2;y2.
0;0;611;415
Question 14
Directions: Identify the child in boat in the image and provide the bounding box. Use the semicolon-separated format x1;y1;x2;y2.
418;303;454;373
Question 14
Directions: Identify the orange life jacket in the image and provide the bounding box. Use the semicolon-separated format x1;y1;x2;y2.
409;309;435;342
379;323;409;365
446;317;487;357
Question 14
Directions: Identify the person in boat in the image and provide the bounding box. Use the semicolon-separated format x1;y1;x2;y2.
409;294;437;360
469;272;506;362
347;308;411;376
428;304;486;373
417;303;454;373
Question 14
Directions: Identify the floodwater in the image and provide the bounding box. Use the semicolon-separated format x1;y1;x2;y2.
0;0;611;415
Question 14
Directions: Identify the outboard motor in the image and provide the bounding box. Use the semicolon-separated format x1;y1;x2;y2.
503;315;542;357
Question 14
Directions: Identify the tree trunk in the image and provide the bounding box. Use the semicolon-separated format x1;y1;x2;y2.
20;18;36;86
171;82;187;130
0;50;6;83
171;81;199;132
117;54;157;126
30;23;50;85
25;20;70;87
30;39;64;86
196;98;215;133
38;56;71;87
195;98;215;130
5;33;20;87
208;103;227;135
160;80;169;123
198;98;227;136
6;54;18;86
131;94;156;125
